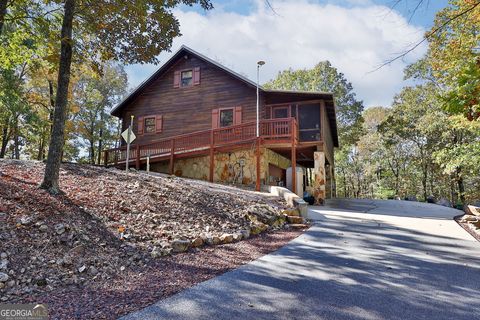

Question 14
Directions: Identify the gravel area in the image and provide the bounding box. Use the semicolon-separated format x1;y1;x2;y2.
0;159;305;318
23;229;303;319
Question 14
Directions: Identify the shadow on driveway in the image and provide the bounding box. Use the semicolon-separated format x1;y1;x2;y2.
121;199;480;320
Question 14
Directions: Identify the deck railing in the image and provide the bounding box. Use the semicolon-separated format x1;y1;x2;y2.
104;117;298;166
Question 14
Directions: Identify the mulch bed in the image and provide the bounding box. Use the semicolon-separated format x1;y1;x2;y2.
24;229;303;319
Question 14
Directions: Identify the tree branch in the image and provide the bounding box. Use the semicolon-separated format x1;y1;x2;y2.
371;0;480;72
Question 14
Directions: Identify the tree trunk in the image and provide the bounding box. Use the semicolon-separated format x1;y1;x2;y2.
115;119;121;148
48;79;55;134
37;138;44;160
13;115;19;159
37;128;45;160
40;0;75;194
456;167;465;205
89;139;95;164
395;173;400;196
97;111;104;165
422;166;428;201
0;0;8;35
450;174;457;205
0;125;9;158
341;168;347;197
429;170;435;198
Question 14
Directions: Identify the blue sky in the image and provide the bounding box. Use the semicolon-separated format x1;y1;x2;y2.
126;0;451;108
188;0;448;27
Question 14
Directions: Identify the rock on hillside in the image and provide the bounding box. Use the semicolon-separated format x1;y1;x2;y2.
0;160;289;302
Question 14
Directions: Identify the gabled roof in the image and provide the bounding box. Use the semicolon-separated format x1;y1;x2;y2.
110;45;260;116
110;45;338;147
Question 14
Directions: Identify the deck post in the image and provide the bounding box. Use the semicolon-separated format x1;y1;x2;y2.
209;130;214;182
103;150;108;167
135;145;140;170
291;119;297;194
169;139;175;175
256;137;261;191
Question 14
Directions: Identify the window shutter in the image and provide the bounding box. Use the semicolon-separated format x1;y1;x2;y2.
193;67;201;85
234;106;242;125
173;71;181;88
137;116;144;135
211;108;219;129
155;115;163;133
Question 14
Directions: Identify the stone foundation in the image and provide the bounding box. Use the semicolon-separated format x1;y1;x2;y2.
150;147;291;187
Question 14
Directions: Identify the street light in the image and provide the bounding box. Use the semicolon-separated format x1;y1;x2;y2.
256;60;265;137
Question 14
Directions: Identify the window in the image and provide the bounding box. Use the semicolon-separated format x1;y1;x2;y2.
219;109;234;127
144;117;156;133
174;67;200;88
181;70;193;87
138;115;163;135
272;106;289;118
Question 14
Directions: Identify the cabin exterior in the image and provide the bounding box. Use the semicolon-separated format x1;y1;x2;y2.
107;45;339;204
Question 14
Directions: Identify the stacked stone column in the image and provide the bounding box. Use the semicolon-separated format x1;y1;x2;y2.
313;151;326;205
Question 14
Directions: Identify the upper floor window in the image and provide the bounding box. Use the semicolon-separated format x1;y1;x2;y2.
181;70;193;87
144;117;156;133
219;108;234;127
174;67;200;88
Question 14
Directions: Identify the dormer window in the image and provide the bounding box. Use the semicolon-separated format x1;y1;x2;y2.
181;70;193;87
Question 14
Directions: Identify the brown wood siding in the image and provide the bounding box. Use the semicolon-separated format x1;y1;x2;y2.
120;56;266;145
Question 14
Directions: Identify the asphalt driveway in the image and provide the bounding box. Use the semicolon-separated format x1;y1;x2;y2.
120;199;480;320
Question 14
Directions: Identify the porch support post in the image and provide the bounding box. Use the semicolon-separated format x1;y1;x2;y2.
291;119;297;195
169;139;175;175
209;130;214;182
313;151;326;205
135;145;140;170
256;137;261;191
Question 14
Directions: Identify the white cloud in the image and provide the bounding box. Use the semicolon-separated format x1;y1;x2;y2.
125;0;426;107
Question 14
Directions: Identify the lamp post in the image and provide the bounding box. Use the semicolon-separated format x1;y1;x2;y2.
256;60;265;137
255;60;265;192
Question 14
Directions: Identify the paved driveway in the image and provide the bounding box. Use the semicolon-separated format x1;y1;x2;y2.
121;199;480;320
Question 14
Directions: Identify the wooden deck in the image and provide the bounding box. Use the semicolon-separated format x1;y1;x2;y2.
105;117;300;192
105;117;298;167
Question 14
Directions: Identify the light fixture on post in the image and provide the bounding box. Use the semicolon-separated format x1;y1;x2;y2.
255;60;265;192
256;60;265;137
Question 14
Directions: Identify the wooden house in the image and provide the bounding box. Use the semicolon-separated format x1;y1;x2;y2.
106;46;339;203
